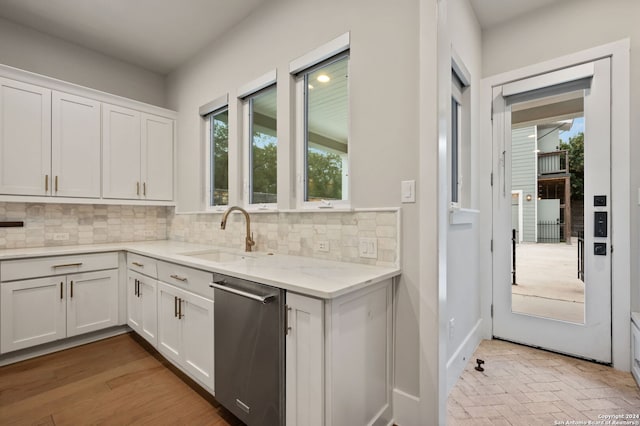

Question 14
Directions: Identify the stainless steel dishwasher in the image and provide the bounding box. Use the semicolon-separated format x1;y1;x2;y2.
209;273;285;426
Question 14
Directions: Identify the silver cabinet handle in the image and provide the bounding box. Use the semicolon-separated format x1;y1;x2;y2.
285;305;292;335
210;281;275;304
53;262;83;268
170;274;187;282
131;262;144;267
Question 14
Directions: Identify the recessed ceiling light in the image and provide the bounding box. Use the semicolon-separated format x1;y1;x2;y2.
317;74;330;83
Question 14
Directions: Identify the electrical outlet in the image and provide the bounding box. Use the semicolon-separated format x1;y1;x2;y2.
358;237;378;259
53;232;69;241
316;240;330;252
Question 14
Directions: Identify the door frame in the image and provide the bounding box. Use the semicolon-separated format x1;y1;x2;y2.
478;39;630;371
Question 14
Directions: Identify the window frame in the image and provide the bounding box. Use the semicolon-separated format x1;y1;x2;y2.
200;93;230;212
295;52;351;210
451;51;471;210
241;83;278;211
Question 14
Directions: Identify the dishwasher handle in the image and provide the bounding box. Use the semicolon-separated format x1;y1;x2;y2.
210;281;276;304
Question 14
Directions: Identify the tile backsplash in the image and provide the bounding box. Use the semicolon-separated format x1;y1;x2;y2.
0;202;168;249
168;209;399;267
0;202;399;267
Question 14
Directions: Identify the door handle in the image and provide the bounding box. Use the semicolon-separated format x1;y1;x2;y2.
131;261;144;267
60;281;63;299
174;296;178;318
143;182;146;196
55;175;58;193
45;175;49;192
70;280;73;298
53;262;83;269
170;274;187;282
134;279;138;297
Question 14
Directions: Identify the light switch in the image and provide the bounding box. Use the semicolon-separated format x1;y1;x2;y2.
401;180;416;203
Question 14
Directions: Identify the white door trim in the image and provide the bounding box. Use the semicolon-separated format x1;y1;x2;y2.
479;39;630;370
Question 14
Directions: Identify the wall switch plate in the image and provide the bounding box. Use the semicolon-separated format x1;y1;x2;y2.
53;232;69;241
401;180;416;203
359;237;378;259
316;240;330;252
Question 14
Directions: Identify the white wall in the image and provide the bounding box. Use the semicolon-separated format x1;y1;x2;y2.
166;0;423;406
445;0;483;393
0;17;166;106
481;0;640;341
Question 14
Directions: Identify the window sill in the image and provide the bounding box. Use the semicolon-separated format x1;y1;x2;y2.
449;208;479;225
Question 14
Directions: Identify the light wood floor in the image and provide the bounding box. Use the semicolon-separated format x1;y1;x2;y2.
448;339;640;425
0;333;244;425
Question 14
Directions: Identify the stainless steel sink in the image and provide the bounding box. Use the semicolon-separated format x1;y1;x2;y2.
179;249;255;263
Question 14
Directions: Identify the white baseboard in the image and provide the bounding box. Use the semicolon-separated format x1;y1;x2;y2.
392;388;420;426
0;325;130;367
446;318;483;394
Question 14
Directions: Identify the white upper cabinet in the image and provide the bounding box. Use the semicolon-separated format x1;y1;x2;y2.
142;113;173;201
0;66;176;204
52;91;101;198
103;104;142;199
103;106;174;201
0;77;51;195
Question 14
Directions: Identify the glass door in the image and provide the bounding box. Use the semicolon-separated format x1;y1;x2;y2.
492;58;611;363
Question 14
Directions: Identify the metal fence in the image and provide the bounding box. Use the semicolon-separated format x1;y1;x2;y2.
537;220;564;243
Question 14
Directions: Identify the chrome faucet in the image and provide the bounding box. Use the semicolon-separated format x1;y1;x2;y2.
220;206;256;252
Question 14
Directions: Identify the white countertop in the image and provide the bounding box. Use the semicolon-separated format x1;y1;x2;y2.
0;240;401;299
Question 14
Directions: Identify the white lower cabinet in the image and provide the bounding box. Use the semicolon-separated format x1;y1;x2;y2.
286;279;394;426
1;267;119;353
156;281;214;392
1;277;66;352
66;270;118;337
127;270;158;346
286;292;325;426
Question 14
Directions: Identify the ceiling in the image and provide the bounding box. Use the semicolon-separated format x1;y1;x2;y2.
469;0;564;29
0;0;268;74
0;0;569;75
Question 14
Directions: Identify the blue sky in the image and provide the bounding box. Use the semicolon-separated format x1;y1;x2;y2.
559;117;584;142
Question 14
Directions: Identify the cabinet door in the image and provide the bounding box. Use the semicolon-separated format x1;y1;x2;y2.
67;270;118;337
127;270;158;346
102;104;141;199
141;113;173;201
157;281;182;365
51;91;101;198
0;78;51;195
181;289;214;391
127;273;142;334
138;274;158;347
0;277;66;353
285;293;324;426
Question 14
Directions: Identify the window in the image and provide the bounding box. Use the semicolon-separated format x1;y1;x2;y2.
244;85;277;206
298;53;350;207
451;54;471;208
206;108;229;207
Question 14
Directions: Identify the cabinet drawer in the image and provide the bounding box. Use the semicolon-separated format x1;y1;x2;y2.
157;261;214;300
1;252;118;282
127;253;158;278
